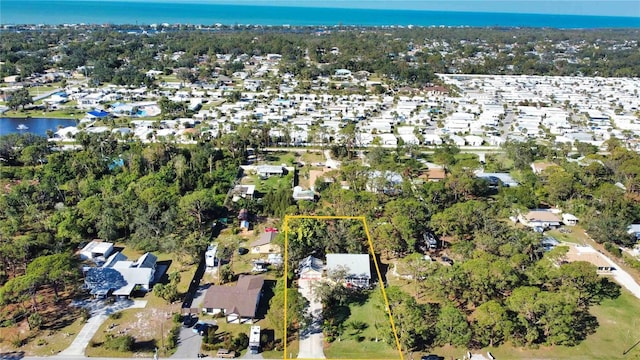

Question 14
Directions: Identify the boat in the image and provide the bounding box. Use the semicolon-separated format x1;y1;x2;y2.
17;124;29;130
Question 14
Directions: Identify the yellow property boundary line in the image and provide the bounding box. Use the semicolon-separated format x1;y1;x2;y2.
283;215;404;360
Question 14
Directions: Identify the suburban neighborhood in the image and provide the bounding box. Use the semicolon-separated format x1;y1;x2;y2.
2;23;640;360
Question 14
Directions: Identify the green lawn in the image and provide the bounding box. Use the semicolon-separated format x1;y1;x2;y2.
300;151;325;164
323;297;402;360
263;151;297;166
3;107;84;119
427;289;640;360
546;227;590;245
27;84;61;96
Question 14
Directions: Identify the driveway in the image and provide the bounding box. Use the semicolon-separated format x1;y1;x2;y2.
297;280;325;359
170;326;204;359
57;299;147;357
596;248;640;299
172;284;210;358
565;243;640;300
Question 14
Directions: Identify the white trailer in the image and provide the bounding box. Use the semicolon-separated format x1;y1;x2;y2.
249;325;261;354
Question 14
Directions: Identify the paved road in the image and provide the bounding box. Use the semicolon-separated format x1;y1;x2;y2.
296;280;325;359
57;299;147;357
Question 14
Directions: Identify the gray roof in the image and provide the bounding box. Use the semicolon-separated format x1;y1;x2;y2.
135;252;157;269
326;254;371;280
103;252;128;268
299;255;323;274
256;165;284;174
475;172;519;186
252;232;278;247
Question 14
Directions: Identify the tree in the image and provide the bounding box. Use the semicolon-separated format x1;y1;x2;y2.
436;304;471;347
26;253;79;300
473;300;512;347
7;88;33;111
267;281;309;338
544;168;574;205
430;200;492;240
219;264;234;284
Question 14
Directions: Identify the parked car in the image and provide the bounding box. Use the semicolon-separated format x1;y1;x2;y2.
441;256;454;266
216;348;236;358
192;321;215;335
421;355;442;360
182;314;197;328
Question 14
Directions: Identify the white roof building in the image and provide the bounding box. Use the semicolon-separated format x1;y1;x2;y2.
326;253;371;287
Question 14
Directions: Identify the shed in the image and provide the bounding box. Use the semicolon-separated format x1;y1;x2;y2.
562;213;579;226
79;240;114;263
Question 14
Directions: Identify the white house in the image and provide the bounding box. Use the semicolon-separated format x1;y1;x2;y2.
326;253;371;288
84;251;158;298
298;256;324;280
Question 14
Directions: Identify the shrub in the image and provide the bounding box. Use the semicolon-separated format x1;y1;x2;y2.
172;313;182;323
27;312;43;330
11;335;26;348
79;308;91;322
604;242;622;257
36;338;47;346
165;324;180;351
109;312;122;320
232;333;249;351
623;254;640;271
104;334;134;352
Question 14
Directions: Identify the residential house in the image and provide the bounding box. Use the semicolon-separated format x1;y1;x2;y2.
298;256;323;280
232;185;256;202
202;275;264;324
366;170;403;194
518;210;562;229
423;168;447;182
326;253;371;288
475;172;519;187
293;186;315;201
531;162;559;175
250;231;280;254
256;165;285;179
84;251;158;298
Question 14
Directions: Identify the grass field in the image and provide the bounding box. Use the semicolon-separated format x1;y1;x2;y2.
2;107;84;119
323;297;402;360
546;226;590;245
425;289;640;360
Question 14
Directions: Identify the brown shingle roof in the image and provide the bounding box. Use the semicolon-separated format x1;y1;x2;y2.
202;275;264;318
524;211;562;222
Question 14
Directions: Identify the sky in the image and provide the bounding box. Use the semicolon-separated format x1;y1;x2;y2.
50;0;640;17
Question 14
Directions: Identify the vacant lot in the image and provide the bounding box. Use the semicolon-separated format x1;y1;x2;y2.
427;289;640;360
323;297;402;360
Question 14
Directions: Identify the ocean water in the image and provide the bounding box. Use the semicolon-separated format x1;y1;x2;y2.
0;117;78;137
1;0;639;28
